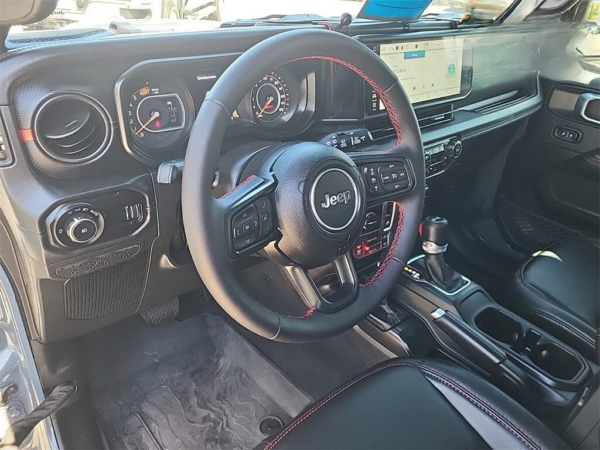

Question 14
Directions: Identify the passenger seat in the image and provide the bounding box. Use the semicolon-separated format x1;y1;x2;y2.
506;238;599;362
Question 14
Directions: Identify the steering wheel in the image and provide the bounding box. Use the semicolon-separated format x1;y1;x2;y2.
182;29;425;343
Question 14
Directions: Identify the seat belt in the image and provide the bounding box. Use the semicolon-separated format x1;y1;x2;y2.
1;381;75;448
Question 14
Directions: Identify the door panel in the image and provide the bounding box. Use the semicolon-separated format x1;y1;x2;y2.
497;78;600;253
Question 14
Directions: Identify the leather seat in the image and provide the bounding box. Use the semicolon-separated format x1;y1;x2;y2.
265;358;568;450
507;238;599;361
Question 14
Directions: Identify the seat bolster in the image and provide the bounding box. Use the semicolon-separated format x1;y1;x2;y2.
266;358;569;450
417;359;569;450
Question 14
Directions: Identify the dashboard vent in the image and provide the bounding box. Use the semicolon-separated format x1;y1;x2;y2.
34;94;111;163
367;103;455;140
366;119;396;141
417;104;454;128
474;91;532;115
583;97;600;123
0;117;13;167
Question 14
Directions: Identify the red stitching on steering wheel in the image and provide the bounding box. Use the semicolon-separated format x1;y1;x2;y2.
218;175;257;199
289;57;406;291
224;56;407;318
291;56;403;146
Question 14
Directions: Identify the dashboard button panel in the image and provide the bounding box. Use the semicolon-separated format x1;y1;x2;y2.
353;202;396;260
553;126;581;143
54;204;104;247
49;190;148;250
424;137;462;177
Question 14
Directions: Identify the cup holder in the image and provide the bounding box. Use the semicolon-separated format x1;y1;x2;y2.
474;308;522;346
530;343;581;380
474;307;583;381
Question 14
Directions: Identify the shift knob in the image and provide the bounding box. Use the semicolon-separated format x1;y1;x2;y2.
421;216;449;254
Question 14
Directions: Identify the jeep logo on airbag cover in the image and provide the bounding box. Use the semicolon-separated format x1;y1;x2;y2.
310;168;359;232
321;191;352;209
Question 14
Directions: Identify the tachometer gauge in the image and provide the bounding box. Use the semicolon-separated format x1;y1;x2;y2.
251;72;290;124
124;78;194;154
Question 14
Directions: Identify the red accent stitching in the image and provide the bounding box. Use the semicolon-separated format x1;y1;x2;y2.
361;202;405;287
218;175;257;199
288;56;406;290
291;56;402;146
282;307;316;320
265;361;539;450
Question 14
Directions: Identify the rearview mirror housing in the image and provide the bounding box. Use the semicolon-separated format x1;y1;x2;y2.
0;0;58;27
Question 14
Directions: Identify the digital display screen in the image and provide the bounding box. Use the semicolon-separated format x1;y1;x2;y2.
377;37;464;105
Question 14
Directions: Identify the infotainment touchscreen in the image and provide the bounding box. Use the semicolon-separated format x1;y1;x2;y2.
366;36;467;113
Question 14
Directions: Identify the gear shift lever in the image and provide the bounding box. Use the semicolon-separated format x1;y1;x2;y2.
421;216;464;293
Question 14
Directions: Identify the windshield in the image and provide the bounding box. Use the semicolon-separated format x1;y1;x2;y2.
9;0;516;37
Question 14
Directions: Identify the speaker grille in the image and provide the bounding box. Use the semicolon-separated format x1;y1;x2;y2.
64;250;149;320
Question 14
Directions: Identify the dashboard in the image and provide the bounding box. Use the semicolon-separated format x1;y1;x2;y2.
0;23;545;344
113;36;474;165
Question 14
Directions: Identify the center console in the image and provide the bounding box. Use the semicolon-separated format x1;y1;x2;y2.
360;216;598;428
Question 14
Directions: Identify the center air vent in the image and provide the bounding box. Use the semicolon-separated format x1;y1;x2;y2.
34;94;111;163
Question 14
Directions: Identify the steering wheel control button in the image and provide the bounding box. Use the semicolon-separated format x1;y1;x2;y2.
360;161;411;196
310;168;359;232
319;129;371;150
235;231;259;250
230;196;276;252
232;203;258;250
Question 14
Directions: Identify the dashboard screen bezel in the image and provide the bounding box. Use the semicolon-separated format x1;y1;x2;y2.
361;35;474;115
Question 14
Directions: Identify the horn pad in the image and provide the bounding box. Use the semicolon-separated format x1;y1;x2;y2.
270;142;366;268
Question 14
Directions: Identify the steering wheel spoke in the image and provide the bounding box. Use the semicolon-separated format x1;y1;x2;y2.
283;253;359;314
218;176;279;258
349;152;417;204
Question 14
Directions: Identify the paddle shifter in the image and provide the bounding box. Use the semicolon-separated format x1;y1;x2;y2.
421;216;464;293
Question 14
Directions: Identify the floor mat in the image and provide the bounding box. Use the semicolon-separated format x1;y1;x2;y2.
85;314;312;450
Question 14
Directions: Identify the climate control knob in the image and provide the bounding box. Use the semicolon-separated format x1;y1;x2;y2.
65;214;100;244
447;139;463;158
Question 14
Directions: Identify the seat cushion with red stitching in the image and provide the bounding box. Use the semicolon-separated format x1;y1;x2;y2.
264;358;568;450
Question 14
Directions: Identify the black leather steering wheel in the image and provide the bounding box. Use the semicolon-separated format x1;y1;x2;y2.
182;29;425;343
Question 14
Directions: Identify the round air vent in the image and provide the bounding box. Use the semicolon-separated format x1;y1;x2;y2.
34;94;111;163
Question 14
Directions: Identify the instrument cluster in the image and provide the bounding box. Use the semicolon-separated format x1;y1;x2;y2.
115;59;313;165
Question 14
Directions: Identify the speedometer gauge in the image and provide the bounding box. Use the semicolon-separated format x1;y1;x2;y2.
124;78;194;154
251;73;290;124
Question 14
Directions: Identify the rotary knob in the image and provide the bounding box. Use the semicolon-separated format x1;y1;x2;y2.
446;139;463;159
64;212;101;244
